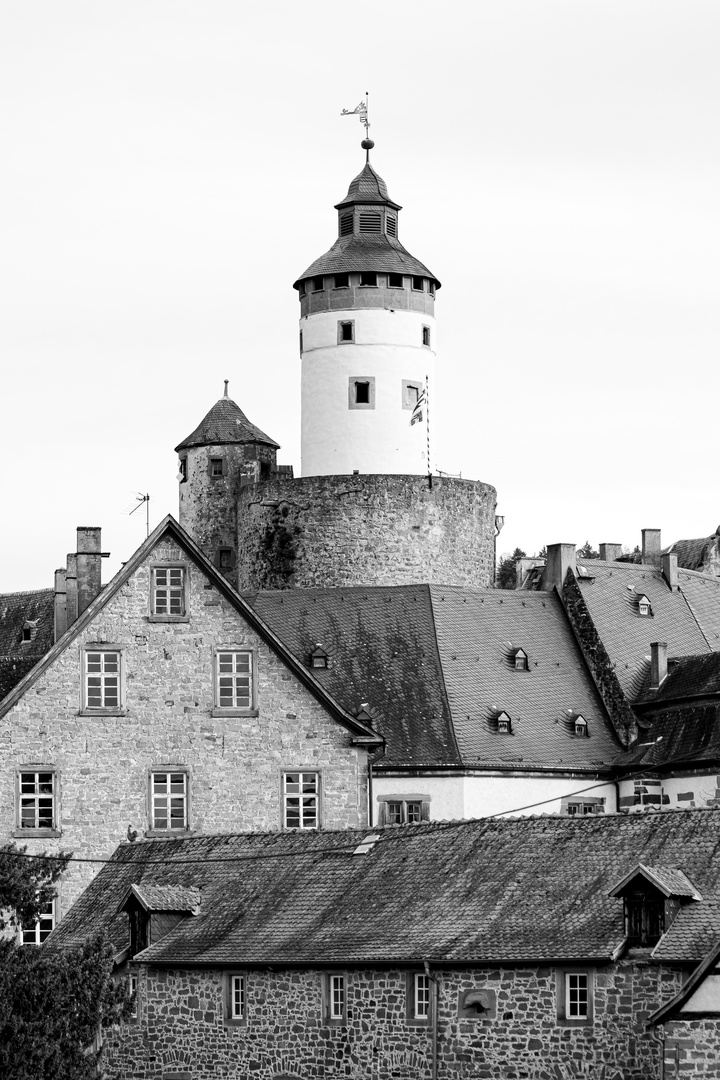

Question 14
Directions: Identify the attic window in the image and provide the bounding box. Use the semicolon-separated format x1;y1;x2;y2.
310;645;329;670
358;212;381;233
312;276;325;292
333;273;350;288
339;213;354;236
513;648;528;671
574;715;588;737
637;595;652;617
626;892;665;946
496;711;512;734
21;623;37;643
412;276;424;291
359;271;377;287
388;273;404;288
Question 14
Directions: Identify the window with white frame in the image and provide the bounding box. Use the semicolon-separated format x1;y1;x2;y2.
128;972;138;1018
83;649;122;711
22;899;55;946
215;650;254;711
325;973;346;1020
283;771;319;829
413;973;431;1019
557;968;593;1024
18;769;57;832
150;771;188;831
227;974;245;1021
152;566;186;617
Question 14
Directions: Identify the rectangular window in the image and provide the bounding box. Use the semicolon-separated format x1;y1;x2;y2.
128;973;138;1018
338;320;354;343
422;325;431;347
333;272;350;288
348;375;375;410
84;649;122;711
18;770;56;831
230;974;245;1020
414;973;431;1019
388;273;404;288
215;650;254;711
412;276;424;291
22;900;55;946
325;973;346;1020
428;281;435;297
283;771;319;829
312;275;325;291
565;973;588;1019
210;457;224;477
299;330;303;353
152;567;186;617
355;380;370;404
178;458;187;483
218;548;233;569
359;271;377;287
150;771;188;831
379;797;429;825
567;800;604;816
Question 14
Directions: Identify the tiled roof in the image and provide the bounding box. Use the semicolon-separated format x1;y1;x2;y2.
334;162;395;209
121;883;201;914
174;396;279;453
652;896;720;963
609;864;701;899
48;810;720;967
622;704;720;771
0;588;54;701
635;652;720;705
294;235;439;289
575;561;720;696
246;585;620;771
666;531;720;573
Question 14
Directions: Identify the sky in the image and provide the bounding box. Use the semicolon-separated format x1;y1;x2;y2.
2;1;719;592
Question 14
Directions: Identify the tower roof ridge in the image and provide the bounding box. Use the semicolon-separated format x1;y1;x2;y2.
175;396;280;453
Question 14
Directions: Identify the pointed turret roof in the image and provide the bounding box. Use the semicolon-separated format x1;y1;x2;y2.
334;162;399;210
175;395;279;453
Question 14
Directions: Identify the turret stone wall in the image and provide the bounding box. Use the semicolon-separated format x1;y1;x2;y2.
236;474;497;590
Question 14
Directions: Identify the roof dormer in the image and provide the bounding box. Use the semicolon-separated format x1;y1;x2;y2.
118;883;201;958
608;864;701;948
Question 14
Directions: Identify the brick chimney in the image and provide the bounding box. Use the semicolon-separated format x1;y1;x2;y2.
76;527;103;615
540;543;576;593
642;529;662;567
661;552;678;592
53;568;67;642
65;553;78;627
650;642;668;689
599;543;622;562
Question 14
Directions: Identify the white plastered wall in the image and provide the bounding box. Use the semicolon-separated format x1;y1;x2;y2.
301;307;436;477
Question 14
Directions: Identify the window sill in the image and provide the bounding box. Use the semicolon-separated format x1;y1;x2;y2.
223;1017;247;1028
78;709;127;717
147;615;190;623
212;708;259;718
13;828;61;839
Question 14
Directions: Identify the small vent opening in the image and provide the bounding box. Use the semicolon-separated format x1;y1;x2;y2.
359;212;382;233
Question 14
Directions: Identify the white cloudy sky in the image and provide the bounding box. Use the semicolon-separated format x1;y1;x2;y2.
2;1;719;591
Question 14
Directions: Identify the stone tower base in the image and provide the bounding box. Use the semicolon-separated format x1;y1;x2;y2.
236;474;497;591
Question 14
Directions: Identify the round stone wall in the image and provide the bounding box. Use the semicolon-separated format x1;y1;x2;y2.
236;474;497;591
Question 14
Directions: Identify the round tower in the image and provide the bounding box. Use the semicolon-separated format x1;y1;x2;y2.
295;141;440;477
175;383;280;587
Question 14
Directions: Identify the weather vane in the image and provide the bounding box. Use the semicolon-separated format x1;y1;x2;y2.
341;92;370;140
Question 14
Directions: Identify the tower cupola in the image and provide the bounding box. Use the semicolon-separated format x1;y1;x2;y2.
295;144;441;478
175;384;280;587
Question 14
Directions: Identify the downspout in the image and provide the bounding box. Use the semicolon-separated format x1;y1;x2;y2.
650;1024;665;1080
367;743;386;826
424;959;438;1080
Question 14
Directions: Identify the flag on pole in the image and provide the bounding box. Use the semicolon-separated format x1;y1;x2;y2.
409;389;426;426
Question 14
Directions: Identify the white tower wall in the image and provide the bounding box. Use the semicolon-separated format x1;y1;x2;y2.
301;307;436;477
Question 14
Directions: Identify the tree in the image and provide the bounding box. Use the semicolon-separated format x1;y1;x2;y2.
496;547;526;590
577;540;600;560
0;844;131;1079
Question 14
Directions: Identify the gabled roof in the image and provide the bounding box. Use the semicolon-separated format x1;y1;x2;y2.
0;516;381;748
0;588;54;701
634;652;720;706
608;863;702;900
334;162;398;209
666;529;720;573
574;560;720;696
119;883;201;915
246;585;620;771
623;704;720;772
649;933;720;1024
48;809;720;967
294;234;439;290
174;396;279;453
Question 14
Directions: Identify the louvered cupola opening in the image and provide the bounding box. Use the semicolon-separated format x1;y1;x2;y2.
358;212;382;234
339;212;354;237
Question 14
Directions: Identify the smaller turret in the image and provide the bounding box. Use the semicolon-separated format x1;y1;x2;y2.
175;383;281;588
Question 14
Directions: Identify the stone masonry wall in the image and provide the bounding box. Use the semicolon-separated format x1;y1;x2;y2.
0;532;367;915
664;1019;720;1078
105;958;681;1080
236;475;497;590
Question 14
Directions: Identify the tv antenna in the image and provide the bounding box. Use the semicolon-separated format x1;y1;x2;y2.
129;492;151;538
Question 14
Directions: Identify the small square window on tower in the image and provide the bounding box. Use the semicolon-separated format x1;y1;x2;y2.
388;273;404;288
333;272;350;288
412;276;424;292
348;376;375;410
210;457;224;478
312;275;325;292
359;271;377;287
338;320;355;343
422;325;431;347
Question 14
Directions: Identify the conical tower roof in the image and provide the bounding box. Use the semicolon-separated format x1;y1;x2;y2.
175;395;279;453
334;162;398;209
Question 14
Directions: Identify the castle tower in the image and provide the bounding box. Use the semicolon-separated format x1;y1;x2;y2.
175;384;280;588
295;140;440;477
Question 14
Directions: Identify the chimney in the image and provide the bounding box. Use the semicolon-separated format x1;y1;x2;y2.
599;543;622;562
53;569;67;642
661;551;678;592
76;527;103;615
540;543;576;593
650;642;668;689
65;554;78;627
642;529;662;566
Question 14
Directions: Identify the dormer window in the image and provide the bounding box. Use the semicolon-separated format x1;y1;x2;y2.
513;648;528;671
496;711;512;734
310;645;329;670
574;715;588;737
608;864;701;949
638;595;652;617
21;622;37;644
